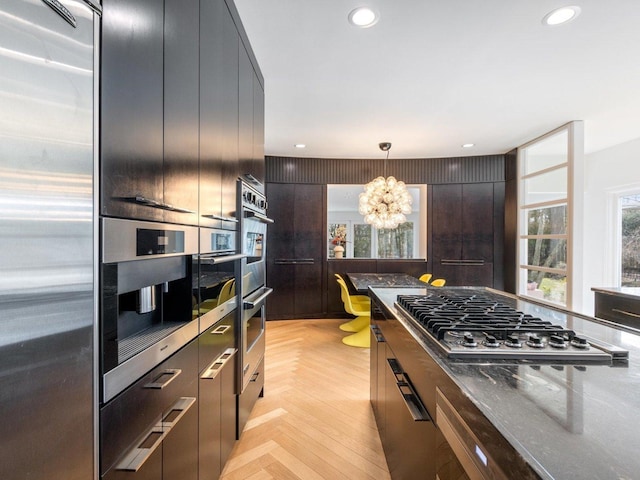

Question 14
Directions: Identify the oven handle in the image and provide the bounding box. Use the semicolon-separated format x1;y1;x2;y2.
201;253;247;264
244;210;274;224
243;287;273;309
115;396;196;472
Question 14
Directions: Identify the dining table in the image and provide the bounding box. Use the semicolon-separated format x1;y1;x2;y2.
345;272;426;294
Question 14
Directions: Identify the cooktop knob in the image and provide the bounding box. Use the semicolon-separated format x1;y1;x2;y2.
483;334;500;348
505;334;522;348
526;334;544;348
571;335;590;349
549;334;568;349
462;333;478;348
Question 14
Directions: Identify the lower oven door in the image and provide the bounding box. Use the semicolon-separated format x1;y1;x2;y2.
240;287;272;392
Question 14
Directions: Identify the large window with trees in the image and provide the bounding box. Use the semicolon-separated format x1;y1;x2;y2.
621;194;640;286
518;126;573;306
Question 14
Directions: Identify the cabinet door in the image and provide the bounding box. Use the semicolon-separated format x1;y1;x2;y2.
293;184;324;316
251;77;266;185
163;0;199;226
462;183;494;262
163;398;198;480
200;0;239;229
220;359;237;469
101;0;164;222
265;183;295;318
238;44;254;181
431;184;463;262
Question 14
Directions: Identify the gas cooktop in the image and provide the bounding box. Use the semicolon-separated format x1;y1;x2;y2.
395;291;628;363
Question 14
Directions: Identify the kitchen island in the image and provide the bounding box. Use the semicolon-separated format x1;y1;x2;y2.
370;286;639;480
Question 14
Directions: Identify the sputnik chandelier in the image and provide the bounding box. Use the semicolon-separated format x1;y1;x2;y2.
358;142;412;229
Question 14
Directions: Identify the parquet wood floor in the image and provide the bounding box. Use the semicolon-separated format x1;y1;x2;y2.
220;319;391;480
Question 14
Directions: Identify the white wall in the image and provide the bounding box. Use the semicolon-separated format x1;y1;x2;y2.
581;137;640;314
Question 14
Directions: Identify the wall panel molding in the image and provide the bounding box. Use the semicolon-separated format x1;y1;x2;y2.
266;154;505;185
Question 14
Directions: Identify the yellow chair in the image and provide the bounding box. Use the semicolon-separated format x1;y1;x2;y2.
419;273;432;284
336;277;370;333
335;274;370;308
430;278;446;287
336;278;370;348
216;278;236;306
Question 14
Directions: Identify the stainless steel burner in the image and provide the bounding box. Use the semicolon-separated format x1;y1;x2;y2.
395;291;626;363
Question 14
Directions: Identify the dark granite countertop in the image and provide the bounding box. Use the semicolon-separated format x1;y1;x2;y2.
370;286;640;480
346;273;425;293
592;286;640;301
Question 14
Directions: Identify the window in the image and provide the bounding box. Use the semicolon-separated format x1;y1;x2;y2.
327;185;426;259
518;126;574;307
620;194;640;286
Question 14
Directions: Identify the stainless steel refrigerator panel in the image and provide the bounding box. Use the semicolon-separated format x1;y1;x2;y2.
0;0;97;478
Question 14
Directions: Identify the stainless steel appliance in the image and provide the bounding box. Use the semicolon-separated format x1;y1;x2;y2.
0;1;100;478
395;288;628;363
196;227;241;477
196;227;243;334
237;180;273;434
100;217;199;402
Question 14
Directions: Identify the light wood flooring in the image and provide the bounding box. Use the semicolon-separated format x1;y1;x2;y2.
220;319;391;480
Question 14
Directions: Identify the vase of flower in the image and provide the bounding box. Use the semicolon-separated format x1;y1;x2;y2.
333;245;344;258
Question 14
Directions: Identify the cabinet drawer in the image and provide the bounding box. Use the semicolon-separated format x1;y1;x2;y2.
237;356;264;438
595;292;640;330
100;339;198;475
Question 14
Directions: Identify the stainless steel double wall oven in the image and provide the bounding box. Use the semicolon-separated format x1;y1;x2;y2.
237;179;273;431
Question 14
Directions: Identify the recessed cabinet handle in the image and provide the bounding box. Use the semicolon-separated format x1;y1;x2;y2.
250;371;260;382
127;196;195;214
211;325;231;335
370;325;385;343
612;308;640;319
201;348;237;380
202;214;239;223
387;358;432;422
143;368;181;389
116;396;196;472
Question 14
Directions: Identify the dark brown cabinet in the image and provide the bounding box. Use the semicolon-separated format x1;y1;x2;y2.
102;0;199;225
200;0;239;230
266;183;325;319
163;0;200;227
430;183;504;287
101;0;165;222
239;44;266;187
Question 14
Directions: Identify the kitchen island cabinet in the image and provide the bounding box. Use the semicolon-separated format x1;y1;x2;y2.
370;286;640;480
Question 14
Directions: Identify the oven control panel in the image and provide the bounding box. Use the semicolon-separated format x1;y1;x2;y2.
241;182;267;215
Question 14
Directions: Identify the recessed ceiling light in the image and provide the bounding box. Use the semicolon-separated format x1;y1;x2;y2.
542;6;581;26
462;143;475;148
294;144;306;149
348;7;379;28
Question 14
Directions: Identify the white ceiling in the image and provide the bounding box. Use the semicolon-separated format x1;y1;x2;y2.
234;0;640;160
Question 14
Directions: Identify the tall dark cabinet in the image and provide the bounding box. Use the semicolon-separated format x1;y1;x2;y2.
266;184;325;319
200;0;239;230
101;0;165;222
163;0;200;227
429;182;504;288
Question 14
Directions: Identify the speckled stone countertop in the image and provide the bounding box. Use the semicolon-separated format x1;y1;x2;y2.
592;286;640;301
370;286;640;480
